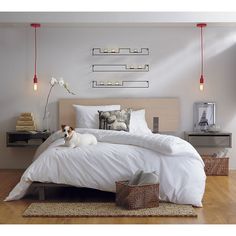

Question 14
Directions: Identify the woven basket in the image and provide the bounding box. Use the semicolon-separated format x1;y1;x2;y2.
116;180;159;210
202;156;229;176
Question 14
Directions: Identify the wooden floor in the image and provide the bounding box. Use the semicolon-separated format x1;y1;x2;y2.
1;170;236;224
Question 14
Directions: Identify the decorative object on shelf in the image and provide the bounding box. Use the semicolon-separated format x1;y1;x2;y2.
196;23;207;92
207;124;221;133
43;77;75;131
16;113;36;131
31;23;41;91
92;47;149;56
92;80;149;88
153;117;159;133
92;64;149;72
193;102;215;132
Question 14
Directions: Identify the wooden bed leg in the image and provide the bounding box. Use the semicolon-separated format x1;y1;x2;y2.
38;186;45;201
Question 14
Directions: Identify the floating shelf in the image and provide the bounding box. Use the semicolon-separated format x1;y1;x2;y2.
92;48;149;56
92;64;149;72
92;80;149;88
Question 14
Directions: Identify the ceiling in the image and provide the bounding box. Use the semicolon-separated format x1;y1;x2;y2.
1;12;236;27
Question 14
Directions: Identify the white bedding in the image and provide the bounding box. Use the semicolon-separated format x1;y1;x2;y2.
5;129;206;207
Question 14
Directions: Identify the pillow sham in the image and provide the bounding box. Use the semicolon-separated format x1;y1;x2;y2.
73;104;120;129
129;109;152;134
98;109;131;132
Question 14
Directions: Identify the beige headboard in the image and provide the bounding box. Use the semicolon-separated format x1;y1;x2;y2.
59;98;180;132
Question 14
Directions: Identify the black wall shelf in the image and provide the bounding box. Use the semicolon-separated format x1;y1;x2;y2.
92;47;149;56
92;80;149;88
92;64;149;72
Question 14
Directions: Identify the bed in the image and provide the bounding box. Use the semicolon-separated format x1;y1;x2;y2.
5;98;206;207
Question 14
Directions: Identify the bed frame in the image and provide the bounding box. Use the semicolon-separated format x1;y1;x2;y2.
59;98;180;132
33;98;180;200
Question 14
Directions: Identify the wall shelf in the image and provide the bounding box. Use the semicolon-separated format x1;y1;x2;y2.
92;48;149;56
184;132;232;148
6;131;51;147
92;64;149;72
92;80;149;88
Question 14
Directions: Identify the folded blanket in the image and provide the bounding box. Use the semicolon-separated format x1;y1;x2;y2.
76;128;202;159
129;170;159;186
33;128;203;164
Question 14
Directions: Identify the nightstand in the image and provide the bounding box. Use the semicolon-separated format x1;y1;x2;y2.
6;131;51;147
184;132;232;148
184;131;232;176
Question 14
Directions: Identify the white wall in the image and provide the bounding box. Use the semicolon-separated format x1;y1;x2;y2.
1;26;236;169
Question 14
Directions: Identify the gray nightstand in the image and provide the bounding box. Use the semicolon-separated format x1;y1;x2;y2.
184;132;232;148
185;132;232;176
6;131;51;147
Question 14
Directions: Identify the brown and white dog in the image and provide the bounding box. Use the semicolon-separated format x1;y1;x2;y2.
61;125;97;148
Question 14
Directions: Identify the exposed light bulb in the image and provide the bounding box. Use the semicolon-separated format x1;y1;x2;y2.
33;75;38;91
199;83;204;91
197;24;207;92
33;83;37;91
31;23;41;93
199;75;204;92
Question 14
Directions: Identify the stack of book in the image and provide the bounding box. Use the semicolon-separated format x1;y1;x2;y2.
16;113;37;131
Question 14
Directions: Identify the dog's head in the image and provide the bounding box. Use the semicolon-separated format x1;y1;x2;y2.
61;125;74;140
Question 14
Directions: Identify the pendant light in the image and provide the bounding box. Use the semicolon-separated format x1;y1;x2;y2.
31;23;41;91
197;23;207;92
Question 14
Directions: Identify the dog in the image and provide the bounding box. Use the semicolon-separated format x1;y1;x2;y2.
61;125;97;148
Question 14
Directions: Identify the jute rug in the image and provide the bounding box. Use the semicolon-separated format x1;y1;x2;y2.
23;202;197;217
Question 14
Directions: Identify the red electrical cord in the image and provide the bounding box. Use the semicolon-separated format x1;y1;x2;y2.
31;23;40;85
197;23;207;87
200;26;204;77
34;27;37;78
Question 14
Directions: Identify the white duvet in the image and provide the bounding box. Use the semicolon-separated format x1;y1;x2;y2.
5;129;206;207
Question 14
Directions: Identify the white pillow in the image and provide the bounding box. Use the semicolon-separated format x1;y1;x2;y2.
73;104;120;129
129;109;152;134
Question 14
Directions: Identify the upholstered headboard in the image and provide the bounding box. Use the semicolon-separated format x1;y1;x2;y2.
59;98;180;132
